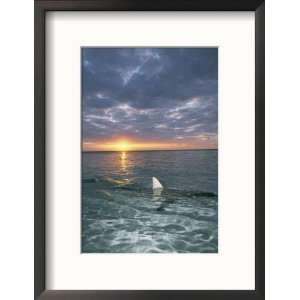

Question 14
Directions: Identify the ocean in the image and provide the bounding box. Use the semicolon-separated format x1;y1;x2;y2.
82;150;218;253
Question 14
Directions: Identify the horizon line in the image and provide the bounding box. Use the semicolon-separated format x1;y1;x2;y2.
82;148;218;153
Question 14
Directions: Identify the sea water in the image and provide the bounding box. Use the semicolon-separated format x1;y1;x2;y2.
82;150;218;253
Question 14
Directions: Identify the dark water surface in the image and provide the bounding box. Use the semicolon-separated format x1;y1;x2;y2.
82;150;218;253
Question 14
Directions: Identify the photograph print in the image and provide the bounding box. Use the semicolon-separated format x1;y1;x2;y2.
81;48;218;253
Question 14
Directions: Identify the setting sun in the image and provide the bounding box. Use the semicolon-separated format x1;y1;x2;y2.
116;141;131;151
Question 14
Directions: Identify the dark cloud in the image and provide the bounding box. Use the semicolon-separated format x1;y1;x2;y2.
82;48;218;143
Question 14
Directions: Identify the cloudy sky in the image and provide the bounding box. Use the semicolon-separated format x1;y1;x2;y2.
82;48;218;151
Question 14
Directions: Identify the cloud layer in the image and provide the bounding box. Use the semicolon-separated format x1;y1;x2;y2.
82;48;218;149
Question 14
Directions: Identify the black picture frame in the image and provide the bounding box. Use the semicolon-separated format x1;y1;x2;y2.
35;1;265;299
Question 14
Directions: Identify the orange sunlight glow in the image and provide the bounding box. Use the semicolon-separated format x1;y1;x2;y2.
102;140;181;151
83;138;189;152
83;136;217;152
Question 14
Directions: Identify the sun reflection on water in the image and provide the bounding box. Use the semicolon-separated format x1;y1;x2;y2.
120;151;128;173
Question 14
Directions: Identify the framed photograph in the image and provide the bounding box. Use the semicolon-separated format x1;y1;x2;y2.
35;0;264;299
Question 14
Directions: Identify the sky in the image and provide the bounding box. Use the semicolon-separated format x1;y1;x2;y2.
82;48;218;151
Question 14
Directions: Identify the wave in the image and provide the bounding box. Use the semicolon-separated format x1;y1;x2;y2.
82;176;217;198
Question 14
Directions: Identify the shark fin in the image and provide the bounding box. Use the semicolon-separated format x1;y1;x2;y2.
152;177;163;190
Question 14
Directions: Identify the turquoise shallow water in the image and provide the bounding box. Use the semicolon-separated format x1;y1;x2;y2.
82;150;218;253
